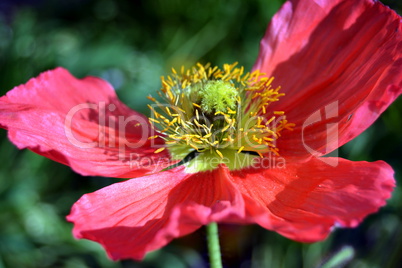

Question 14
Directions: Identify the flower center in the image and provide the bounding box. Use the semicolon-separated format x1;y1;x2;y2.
148;63;294;172
198;80;238;114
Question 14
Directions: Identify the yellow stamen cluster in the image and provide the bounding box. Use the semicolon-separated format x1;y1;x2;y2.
148;62;294;163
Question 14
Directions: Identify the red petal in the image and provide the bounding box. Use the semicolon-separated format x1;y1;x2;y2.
254;0;402;158
229;157;395;242
67;165;250;260
0;68;171;178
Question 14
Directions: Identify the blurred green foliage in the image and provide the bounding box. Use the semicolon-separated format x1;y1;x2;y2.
0;0;401;267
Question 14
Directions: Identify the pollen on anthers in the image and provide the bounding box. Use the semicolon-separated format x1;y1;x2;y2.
147;62;294;170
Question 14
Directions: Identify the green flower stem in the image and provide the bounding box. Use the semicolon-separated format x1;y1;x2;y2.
206;222;223;268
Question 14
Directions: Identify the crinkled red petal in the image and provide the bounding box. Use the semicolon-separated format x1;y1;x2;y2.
0;68;172;178
254;0;402;159
67;165;254;260
229;157;395;242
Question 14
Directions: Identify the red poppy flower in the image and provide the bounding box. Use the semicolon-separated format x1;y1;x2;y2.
0;0;401;261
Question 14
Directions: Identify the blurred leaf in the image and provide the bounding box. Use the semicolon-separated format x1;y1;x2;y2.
320;246;354;268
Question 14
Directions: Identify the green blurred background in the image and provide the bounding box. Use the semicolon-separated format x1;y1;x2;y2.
0;0;401;267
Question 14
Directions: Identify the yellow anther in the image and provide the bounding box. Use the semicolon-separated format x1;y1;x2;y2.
177;107;186;113
190;144;199;150
161;80;169;88
168;117;178;126
147;96;156;102
149;118;160;124
165;107;172;116
285;123;296;131
166;88;174;100
148;135;159;140
224;115;232;124
227;107;236;114
270;148;280;156
222;124;231;132
182;80;188;89
216;150;224;159
266;116;275;125
194;119;202;128
203;133;212;139
154;147;166;154
237;146;244;154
